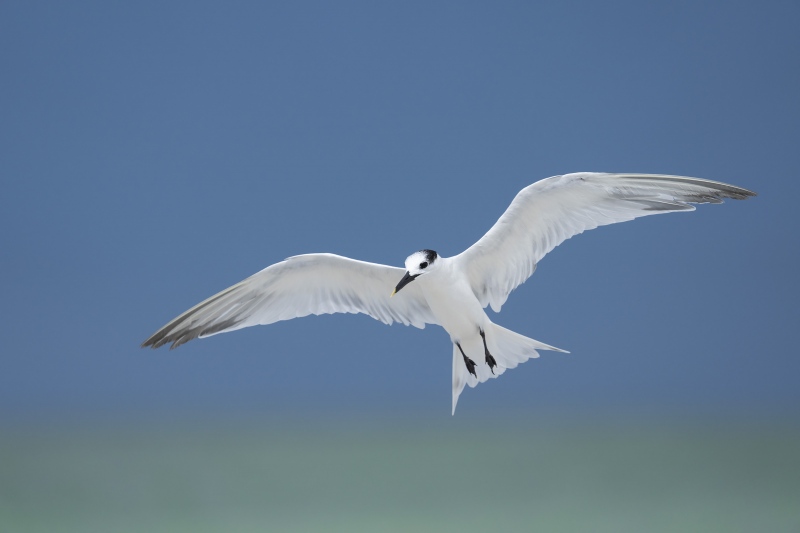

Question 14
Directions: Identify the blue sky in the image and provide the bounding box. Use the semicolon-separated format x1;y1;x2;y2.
1;1;798;421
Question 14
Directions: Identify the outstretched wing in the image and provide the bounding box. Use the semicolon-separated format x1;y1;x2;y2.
143;253;436;349
454;173;755;312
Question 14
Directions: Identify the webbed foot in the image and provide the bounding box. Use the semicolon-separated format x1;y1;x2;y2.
480;329;497;375
456;342;478;378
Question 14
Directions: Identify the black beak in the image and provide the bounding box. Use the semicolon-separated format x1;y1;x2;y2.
391;271;418;297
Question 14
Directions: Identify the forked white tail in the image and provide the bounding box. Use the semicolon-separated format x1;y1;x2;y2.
451;322;568;414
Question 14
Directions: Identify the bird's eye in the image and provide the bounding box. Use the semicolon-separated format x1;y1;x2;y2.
419;262;428;269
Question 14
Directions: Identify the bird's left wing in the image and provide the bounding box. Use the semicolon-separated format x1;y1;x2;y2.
143;253;436;349
454;173;755;312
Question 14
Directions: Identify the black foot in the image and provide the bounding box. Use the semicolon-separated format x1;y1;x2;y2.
485;353;497;375
456;342;478;378
480;330;497;375
463;355;477;378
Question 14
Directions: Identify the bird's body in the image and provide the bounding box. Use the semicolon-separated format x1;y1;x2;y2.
418;258;488;342
143;173;755;413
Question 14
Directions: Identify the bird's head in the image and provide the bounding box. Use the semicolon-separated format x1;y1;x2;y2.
391;249;438;296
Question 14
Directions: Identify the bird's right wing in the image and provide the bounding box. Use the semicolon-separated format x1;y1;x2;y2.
454;173;755;312
143;253;436;349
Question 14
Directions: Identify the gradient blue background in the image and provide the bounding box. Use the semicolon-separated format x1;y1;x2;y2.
1;2;798;531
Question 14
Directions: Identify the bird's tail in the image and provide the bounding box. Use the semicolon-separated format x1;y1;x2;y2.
452;322;568;415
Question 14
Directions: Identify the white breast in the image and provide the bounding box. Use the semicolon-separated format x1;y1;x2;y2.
417;258;489;343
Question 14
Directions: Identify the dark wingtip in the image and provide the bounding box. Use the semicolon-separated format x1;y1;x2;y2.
140;340;161;350
141;331;175;350
722;184;757;200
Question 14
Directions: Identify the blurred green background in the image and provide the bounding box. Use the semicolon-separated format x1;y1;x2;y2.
2;414;798;532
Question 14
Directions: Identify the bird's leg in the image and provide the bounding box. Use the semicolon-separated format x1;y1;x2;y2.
480;329;497;375
456;342;477;378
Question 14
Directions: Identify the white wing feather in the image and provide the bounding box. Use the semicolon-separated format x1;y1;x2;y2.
143;253;436;349
455;173;755;312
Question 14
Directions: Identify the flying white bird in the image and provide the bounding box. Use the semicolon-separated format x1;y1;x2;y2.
143;173;755;413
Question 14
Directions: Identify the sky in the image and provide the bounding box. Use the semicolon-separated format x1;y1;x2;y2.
1;0;798;423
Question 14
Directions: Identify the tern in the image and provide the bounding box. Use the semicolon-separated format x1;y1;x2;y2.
143;173;755;413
